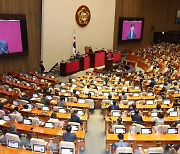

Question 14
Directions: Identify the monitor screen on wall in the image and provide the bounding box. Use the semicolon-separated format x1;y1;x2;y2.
0;14;28;58
118;17;144;43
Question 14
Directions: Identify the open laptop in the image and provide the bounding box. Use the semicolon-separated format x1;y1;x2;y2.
45;122;54;129
122;86;128;90
163;99;170;105
71;125;79;131
58;108;66;113
8;140;19;149
147;92;153;96
141;128;152;134
71;79;76;82
77;110;84;116
33;144;45;153
146;100;154;105
23;119;32;125
13;101;19;106
78;99;85;104
76;91;80;95
33;94;38;98
3;115;10;121
61;89;66;93
167;128;178;134
112;111;120;117
151;112;158;117
133;93;139;97
61;83;65;86
47;96;52;100
42;106;49;111
61;148;74;154
134;86;140;90
90;92;95;96
115;128;126;134
169;111;178;117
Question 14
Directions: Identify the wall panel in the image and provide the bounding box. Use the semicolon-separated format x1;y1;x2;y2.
114;0;180;50
0;0;42;73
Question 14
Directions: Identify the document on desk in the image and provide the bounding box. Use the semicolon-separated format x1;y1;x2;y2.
21;109;32;112
0;120;6;125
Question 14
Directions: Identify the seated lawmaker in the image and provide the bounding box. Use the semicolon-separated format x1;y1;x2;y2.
63;125;77;142
108;101;119;111
71;110;82;124
112;133;129;150
131;109;144;125
48;112;59;122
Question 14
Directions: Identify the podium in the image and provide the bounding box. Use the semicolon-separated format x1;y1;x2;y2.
105;58;113;70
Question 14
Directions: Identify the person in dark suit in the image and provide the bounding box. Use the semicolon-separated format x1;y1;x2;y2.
131;109;144;124
127;24;136;40
70;110;82;124
40;61;45;73
63;125;77;142
108;101;119;111
0;40;9;54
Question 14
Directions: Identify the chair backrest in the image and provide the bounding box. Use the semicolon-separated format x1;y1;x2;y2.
101;100;111;109
9;113;23;122
30;138;47;149
121;100;128;105
132;123;145;134
0;109;5;118
48;119;65;128
28;117;40;125
59;141;75;154
35;103;44;110
5;133;20;146
53;96;60;101
112;125;125;133
68;122;80;131
116;147;133;154
69;97;77;102
156;125;170;134
13;88;22;97
176;123;180;133
19;99;29;106
31;83;38;91
85;99;94;109
54;88;60;92
146;147;164;154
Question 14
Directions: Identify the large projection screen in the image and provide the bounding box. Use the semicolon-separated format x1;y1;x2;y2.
41;0;116;71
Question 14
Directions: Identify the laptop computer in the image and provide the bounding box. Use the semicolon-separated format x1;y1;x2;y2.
71;125;79;131
13;101;18;106
3;115;10;121
163;99;170;105
61;89;66;93
78;99;85;104
115;128;126;134
61;147;74;154
33;144;45;153
42;106;49;111
169;111;178;117
23;119;32;125
8;140;19;149
45;122;54;129
76;91;80;95
151;112;158;117
112;111;120;117
147;92;153;96
141;128;152;134
133;93;139;97
146;100;154;105
167;128;178;134
58;108;66;113
77;110;84;116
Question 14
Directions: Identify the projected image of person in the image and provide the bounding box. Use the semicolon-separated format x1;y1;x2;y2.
0;40;9;54
127;23;136;39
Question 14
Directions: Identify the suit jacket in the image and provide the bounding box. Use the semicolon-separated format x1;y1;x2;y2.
63;132;77;142
108;104;119;111
71;114;82;124
127;31;136;39
0;40;9;54
131;114;144;124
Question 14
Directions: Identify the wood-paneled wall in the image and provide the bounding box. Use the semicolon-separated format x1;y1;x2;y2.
0;0;42;73
113;0;180;50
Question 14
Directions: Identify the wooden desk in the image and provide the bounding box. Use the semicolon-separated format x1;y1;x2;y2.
0;120;85;150
30;72;59;85
127;96;155;100
0;144;49;154
106;133;180;151
0;88;18;100
66;102;89;109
